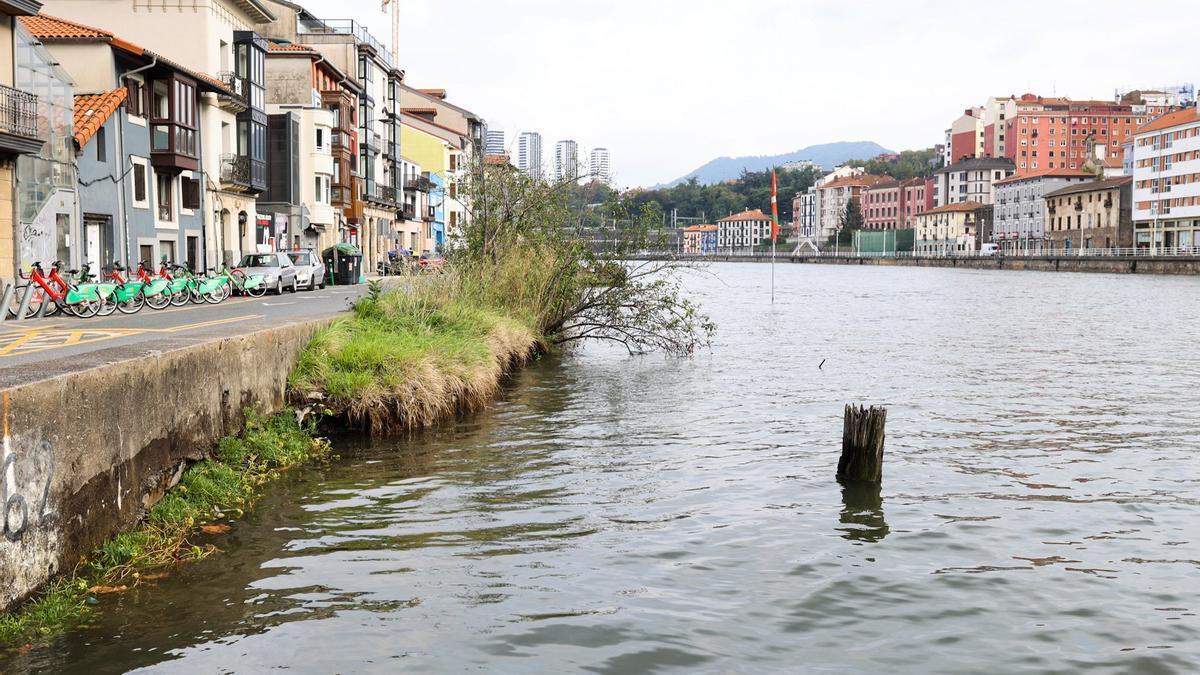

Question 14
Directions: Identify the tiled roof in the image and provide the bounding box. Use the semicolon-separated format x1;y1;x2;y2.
418;88;447;99
20;15;231;97
19;14;112;40
1042;176;1132;199
718;208;771;222
1135;107;1200;135
73;88;127;148
684;224;717;232
267;42;314;53
993;167;1094;185
915;201;983;217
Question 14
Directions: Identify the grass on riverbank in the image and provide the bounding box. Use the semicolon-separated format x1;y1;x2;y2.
0;413;330;649
290;275;541;433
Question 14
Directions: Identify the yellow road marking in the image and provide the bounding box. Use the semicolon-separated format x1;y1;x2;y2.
0;314;264;358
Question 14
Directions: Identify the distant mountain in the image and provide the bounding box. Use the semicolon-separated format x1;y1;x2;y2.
658;141;894;187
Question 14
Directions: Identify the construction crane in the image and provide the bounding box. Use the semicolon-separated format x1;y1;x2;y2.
380;0;399;63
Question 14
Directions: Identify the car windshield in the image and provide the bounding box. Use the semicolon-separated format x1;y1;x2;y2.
238;255;279;268
286;253;310;265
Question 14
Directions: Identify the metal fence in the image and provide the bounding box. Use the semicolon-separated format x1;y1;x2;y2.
628;247;1200;260
0;84;38;139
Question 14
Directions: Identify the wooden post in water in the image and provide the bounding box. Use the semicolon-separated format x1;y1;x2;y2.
838;404;887;483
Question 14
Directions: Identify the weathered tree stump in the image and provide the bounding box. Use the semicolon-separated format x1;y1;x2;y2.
837;404;886;483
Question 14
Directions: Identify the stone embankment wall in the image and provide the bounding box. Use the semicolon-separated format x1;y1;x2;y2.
654;254;1200;275
0;318;334;612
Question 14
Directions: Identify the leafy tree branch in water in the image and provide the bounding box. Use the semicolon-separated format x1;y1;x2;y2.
455;162;715;356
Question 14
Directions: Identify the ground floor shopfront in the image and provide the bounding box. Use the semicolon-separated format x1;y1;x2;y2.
1134;219;1200;252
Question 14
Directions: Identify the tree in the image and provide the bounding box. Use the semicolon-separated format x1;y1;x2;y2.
458;159;715;356
838;197;863;245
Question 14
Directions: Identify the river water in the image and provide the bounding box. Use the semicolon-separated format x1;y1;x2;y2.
6;263;1200;674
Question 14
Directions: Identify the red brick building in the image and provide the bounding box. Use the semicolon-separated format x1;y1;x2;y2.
862;177;935;230
1003;94;1159;176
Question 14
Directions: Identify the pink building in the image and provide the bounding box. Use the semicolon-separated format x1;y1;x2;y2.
862;178;934;230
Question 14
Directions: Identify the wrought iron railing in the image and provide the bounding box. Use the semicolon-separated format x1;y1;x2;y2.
220;154;250;185
0;84;38;139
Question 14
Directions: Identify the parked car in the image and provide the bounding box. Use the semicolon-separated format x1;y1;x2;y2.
417;252;445;272
236;252;297;294
980;243;1000;257
286;250;327;290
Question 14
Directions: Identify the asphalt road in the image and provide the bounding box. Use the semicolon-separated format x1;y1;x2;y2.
0;283;373;388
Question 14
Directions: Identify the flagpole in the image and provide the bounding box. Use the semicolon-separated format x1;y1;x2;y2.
770;168;779;304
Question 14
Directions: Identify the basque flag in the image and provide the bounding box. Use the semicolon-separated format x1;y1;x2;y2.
770;169;780;242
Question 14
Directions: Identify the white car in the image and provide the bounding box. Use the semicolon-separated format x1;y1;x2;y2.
237;253;297;294
979;243;1000;256
286;250;327;290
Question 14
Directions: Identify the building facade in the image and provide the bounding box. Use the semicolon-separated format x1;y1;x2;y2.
717;209;772;251
682;224;716;255
0;0;46;283
793;188;819;241
933;157;1014;207
589;147;610;184
1002;94;1161;177
555;139;578;182
1044;177;1133;251
517;131;542;179
816;173;887;242
991;168;1095;253
1131;108;1200;252
484;129;504;156
914;201;982;256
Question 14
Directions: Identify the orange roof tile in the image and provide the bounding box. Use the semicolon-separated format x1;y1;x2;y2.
418;88;447;99
19;14;112;40
684;224;717;232
915;201;983;217
73;88;127;148
821;174;890;190
718;208;771;222
267;42;313;52
1135;107;1200;135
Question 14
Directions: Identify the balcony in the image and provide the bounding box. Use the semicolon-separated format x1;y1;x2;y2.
0;84;43;155
422;205;436;221
406;174;434;192
221;154;266;194
400;203;416;220
216;72;248;113
331;129;347;152
364;180;397;206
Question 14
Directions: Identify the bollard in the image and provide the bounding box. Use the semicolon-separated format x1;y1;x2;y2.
14;282;35;321
0;281;11;322
837;404;887;483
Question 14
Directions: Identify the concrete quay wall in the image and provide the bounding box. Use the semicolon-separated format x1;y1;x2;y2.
0;318;334;612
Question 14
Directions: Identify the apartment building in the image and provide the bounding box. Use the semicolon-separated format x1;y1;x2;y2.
933;157;1014;207
0;0;46;282
1002;94;1158;177
816;173;888;241
793;188;819;240
25;14;232;272
717;209;772;251
41;0;275;268
914;201;982;256
517;131;543;179
682;224;717;255
1043;177;1133;251
1131;108;1200;251
861;177;935;230
991;168;1094;253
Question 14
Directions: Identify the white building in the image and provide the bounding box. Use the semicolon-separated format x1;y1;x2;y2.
517;131;542;179
933;157;1015;207
716;208;772;251
555;140;579;182
485;129;505;156
991;168;1094;254
1131;108;1200;252
589;147;611;184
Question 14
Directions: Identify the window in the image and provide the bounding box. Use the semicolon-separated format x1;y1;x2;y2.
182;177;201;210
140;244;154;265
157;172;173;221
96;126;106;162
316;128;325;150
133;162;147;204
149;76;197;157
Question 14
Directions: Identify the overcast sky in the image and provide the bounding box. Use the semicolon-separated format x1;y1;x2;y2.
303;0;1197;188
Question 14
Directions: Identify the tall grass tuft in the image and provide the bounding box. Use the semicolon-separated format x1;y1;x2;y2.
289;264;541;433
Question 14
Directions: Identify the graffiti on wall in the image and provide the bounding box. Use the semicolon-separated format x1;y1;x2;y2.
2;393;56;544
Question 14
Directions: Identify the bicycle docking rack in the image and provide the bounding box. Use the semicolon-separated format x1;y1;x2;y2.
1;278;47;322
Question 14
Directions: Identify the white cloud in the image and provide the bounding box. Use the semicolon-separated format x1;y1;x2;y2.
300;0;1197;187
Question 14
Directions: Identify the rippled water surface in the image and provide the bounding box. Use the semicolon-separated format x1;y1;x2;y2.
8;264;1200;674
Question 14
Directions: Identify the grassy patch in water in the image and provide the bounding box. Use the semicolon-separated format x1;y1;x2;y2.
289;277;539;433
0;411;330;650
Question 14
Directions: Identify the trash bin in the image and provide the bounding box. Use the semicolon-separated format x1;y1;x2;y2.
321;243;363;286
